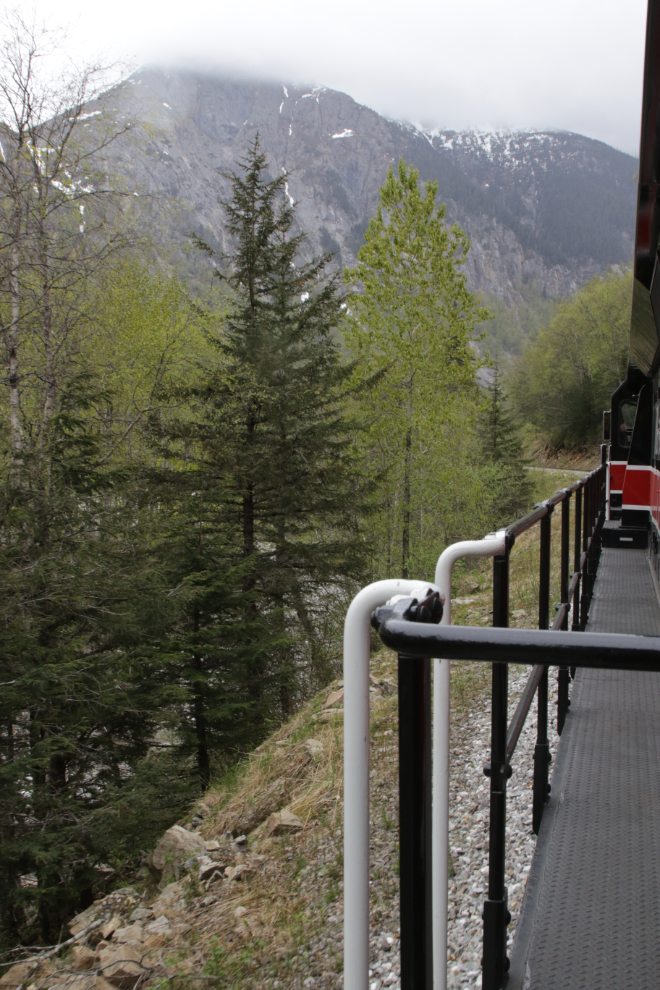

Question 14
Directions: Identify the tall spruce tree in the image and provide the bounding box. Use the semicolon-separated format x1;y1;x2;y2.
478;364;533;524
154;137;367;774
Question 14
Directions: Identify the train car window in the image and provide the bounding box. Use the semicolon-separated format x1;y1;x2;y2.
618;402;637;448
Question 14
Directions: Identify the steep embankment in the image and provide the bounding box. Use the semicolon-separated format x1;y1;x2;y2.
0;471;577;990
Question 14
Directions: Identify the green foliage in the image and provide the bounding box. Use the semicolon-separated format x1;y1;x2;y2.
136;463;278;791
0;117;375;944
477;280;560;359
0;383;170;943
5;110;623;953
344;159;488;577
476;366;534;525
87;261;212;461
509;269;631;448
0;257;209;944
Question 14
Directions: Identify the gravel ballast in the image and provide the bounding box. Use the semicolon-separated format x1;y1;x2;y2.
284;664;560;990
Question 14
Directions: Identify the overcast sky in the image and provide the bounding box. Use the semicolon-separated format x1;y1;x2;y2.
8;0;649;156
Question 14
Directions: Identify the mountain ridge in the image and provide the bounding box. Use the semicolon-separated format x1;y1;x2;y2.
92;68;637;330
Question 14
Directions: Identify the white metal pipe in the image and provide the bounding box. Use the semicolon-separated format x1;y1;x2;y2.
343;578;439;990
432;531;507;990
605;447;611;521
435;532;507;628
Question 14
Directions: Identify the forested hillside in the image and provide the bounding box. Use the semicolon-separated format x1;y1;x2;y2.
510;270;632;448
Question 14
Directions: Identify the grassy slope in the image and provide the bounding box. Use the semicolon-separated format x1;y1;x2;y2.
137;468;580;988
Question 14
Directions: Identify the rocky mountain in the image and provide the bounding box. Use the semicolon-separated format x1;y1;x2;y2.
94;68;637;326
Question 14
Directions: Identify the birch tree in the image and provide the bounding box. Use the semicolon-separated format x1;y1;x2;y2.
0;11;135;470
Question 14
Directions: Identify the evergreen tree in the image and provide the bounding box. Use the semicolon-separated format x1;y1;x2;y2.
0;378;172;945
138;462;274;792
149;136;368;781
477;364;533;524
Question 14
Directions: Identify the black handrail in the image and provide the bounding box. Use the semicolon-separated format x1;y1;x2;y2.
372;450;608;990
377;624;660;671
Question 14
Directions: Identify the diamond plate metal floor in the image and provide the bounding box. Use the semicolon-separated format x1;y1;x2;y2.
508;549;660;989
586;548;660;635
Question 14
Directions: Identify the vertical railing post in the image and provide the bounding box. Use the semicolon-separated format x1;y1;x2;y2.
539;508;552;631
557;494;570;734
572;486;582;632
398;652;433;990
482;545;511;990
533;509;552;834
596;452;606;567
580;478;590;629
584;469;601;618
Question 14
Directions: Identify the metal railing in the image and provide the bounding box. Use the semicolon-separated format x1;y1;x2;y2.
476;455;606;989
368;452;607;990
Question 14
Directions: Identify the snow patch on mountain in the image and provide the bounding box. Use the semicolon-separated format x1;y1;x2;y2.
426;128;572;172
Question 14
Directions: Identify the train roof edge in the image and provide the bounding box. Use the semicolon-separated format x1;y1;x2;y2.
630;0;660;380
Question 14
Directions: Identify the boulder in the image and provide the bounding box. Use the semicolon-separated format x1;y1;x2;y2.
224;864;255;882
180;856;201;874
101;917;122;941
150;882;185;921
113;924;144;944
197;856;224;883
0;963;37;989
267;808;304;835
322;688;344;709
304;738;323;757
145;916;172;938
71;946;97;971
128;908;152;924
313;709;343;722
98;945;145;989
214;776;296;838
150;825;206;875
142;934;167;950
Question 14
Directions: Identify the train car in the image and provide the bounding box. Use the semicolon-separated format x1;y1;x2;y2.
603;0;660;580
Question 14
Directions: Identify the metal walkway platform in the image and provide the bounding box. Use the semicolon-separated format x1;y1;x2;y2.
508;549;660;990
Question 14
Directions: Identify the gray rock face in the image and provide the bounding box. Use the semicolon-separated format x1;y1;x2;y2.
92;68;637;308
